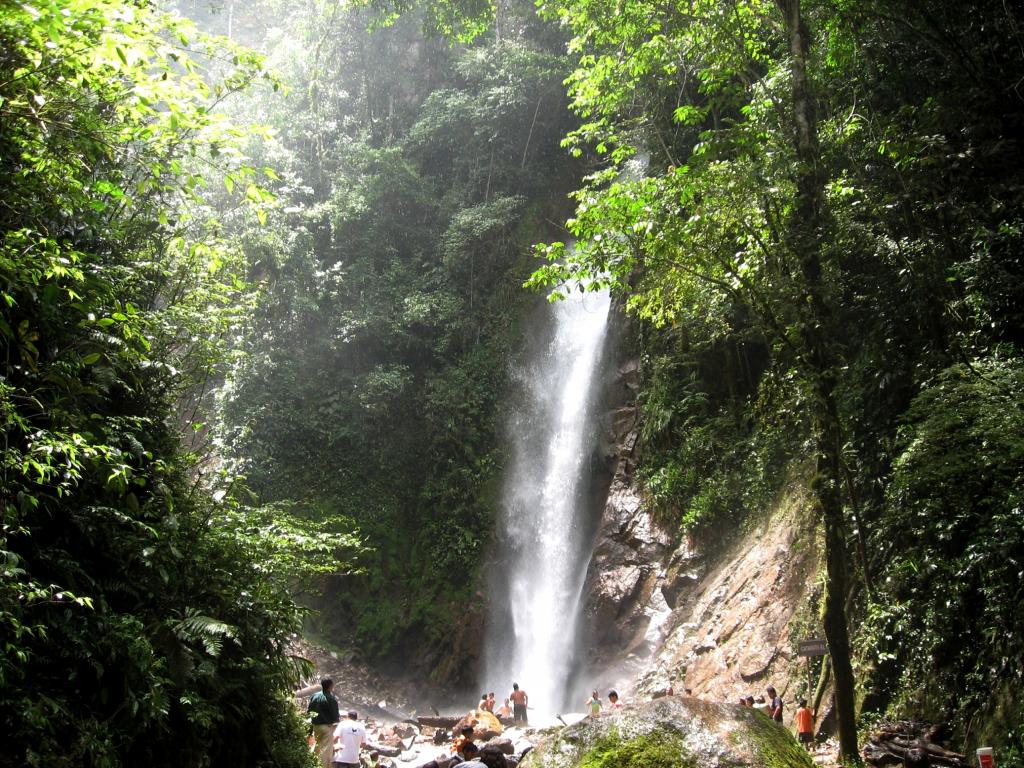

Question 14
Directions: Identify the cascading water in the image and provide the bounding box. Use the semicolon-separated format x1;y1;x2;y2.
483;282;611;717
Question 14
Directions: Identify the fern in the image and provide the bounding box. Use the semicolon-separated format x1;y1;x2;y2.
171;610;238;657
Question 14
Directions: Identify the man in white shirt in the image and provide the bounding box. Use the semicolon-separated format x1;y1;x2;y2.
332;710;366;768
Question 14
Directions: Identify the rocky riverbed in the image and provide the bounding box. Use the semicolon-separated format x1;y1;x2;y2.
293;637;547;768
294;635;841;768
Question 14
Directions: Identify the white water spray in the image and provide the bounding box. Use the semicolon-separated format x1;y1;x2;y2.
484;284;611;717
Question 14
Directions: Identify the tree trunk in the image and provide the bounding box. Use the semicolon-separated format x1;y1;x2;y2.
842;455;875;599
819;387;859;762
495;0;507;42
812;653;831;719
776;0;860;761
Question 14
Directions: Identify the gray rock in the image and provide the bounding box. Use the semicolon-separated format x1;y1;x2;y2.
521;697;814;768
366;741;403;758
485;738;515;755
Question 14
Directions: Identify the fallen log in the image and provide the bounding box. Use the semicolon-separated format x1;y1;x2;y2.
862;721;968;768
885;736;967;761
415;714;512;734
865;743;964;768
366;741;403;758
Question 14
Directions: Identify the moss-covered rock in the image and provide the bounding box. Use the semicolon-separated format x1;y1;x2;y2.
522;697;814;768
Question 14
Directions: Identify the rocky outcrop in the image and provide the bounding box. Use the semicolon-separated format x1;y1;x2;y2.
581;352;823;707
644;483;821;703
581;358;675;665
523;696;815;768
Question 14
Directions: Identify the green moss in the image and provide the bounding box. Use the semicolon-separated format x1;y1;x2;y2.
733;710;816;768
579;728;697;768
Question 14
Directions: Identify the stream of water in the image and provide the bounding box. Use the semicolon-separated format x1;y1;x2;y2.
483;284;611;717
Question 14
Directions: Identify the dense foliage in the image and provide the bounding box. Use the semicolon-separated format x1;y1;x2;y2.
199;0;581;679
193;0;1024;750
0;3;348;765
522;0;1024;753
863;361;1024;747
4;0;1022;761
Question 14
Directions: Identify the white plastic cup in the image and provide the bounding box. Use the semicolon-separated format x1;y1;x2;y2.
977;747;994;768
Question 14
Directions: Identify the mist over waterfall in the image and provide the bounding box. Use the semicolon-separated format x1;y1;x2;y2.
484;284;611;715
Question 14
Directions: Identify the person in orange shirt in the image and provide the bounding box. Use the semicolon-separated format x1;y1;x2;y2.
795;698;815;749
452;725;476;759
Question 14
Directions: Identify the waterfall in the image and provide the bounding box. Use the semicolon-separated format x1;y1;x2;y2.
483;283;611;716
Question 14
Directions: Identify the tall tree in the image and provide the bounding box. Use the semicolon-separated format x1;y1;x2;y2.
527;0;863;756
775;0;857;758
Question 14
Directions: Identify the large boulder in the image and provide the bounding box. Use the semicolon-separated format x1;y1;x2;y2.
521;696;813;768
453;710;504;741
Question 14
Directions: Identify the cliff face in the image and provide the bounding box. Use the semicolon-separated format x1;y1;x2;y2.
580;354;824;708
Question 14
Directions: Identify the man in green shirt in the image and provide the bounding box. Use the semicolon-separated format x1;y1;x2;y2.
309;678;341;768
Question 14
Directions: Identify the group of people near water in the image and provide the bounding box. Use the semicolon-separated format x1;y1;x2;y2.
307;676;817;768
584;689;624;716
471;684;628;724
423;683;531;768
305;678;533;768
738;685;786;722
737;686;816;749
474;683;529;723
471;683;628;724
443;725;509;768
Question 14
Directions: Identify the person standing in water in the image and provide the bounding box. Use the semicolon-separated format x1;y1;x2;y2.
509;683;528;724
586;690;602;717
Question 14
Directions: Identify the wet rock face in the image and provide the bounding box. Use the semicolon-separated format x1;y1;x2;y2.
584;476;675;647
522;696;814;768
581;355;679;658
580;333;821;706
580;350;703;681
661;544;704;609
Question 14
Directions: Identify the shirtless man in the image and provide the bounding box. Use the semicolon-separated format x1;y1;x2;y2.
495;698;512;718
509;683;528;725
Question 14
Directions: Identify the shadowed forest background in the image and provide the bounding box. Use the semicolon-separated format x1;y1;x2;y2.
1;0;1022;766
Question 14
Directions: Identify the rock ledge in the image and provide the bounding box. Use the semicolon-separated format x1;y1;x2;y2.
522;696;814;768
